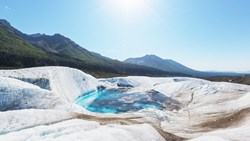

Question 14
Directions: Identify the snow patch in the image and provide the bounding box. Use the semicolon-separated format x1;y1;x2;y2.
0;76;65;111
0;119;165;141
0;67;99;103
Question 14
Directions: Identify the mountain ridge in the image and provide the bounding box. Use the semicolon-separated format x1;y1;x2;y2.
0;19;104;63
0;19;187;77
125;54;244;77
1;19;242;78
125;54;202;76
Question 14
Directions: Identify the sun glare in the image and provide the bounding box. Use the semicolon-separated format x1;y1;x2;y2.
114;0;144;11
98;0;163;24
98;0;149;23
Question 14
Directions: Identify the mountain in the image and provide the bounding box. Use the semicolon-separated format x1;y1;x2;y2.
124;55;202;76
0;19;104;63
124;55;243;77
0;19;187;77
0;21;100;71
22;33;106;63
244;71;250;74
0;22;50;68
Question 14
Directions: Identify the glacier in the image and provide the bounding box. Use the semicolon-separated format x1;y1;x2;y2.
0;66;250;141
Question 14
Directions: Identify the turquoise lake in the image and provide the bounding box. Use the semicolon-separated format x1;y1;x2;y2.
76;90;166;114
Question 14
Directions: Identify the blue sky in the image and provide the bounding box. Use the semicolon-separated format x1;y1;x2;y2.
0;0;249;72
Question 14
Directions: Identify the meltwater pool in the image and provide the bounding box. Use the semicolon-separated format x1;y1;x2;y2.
75;90;166;114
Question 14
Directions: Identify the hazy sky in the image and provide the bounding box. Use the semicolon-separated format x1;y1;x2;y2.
0;0;250;72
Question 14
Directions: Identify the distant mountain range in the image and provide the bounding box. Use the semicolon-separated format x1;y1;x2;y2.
0;19;246;78
0;19;186;77
206;75;250;85
124;55;244;77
